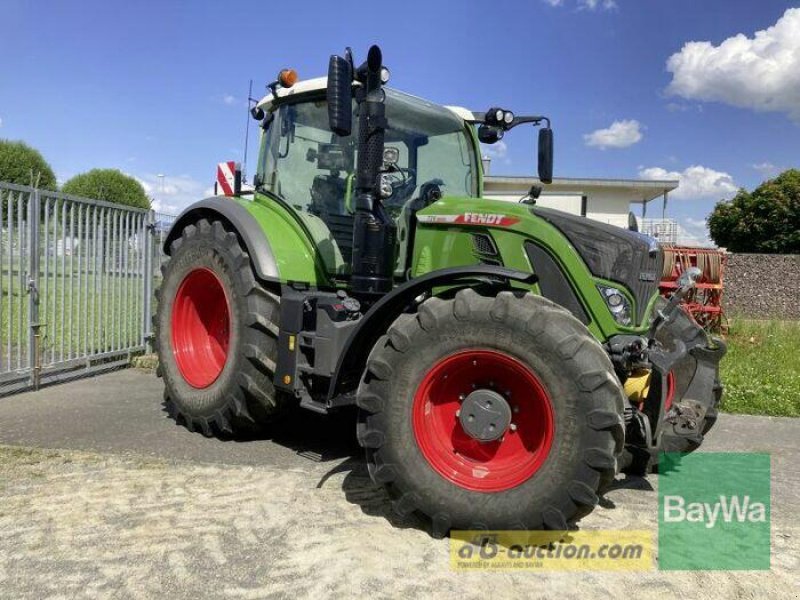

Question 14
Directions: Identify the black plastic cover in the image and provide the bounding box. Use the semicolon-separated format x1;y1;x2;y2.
525;241;590;324
327;55;353;137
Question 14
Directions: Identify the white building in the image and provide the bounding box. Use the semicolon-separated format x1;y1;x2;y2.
483;175;680;242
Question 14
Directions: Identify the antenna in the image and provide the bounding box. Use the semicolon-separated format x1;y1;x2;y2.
242;79;253;183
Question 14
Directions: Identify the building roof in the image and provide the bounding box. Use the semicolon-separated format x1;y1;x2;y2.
484;175;679;204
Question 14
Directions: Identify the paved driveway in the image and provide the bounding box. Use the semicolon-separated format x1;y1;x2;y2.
0;370;798;599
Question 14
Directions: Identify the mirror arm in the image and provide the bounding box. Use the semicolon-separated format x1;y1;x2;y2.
506;115;549;130
467;114;549;130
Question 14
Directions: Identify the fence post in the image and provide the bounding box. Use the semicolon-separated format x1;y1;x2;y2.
142;209;155;353
27;187;41;389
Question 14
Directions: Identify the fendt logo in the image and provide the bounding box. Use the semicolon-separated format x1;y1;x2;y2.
456;213;520;226
417;213;520;227
662;494;767;529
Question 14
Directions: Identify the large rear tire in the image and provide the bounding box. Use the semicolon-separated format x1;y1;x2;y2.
155;218;288;437
356;289;625;535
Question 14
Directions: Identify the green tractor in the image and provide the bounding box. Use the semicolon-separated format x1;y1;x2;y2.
155;45;725;534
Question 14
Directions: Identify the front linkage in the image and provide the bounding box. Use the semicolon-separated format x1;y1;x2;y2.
609;268;727;472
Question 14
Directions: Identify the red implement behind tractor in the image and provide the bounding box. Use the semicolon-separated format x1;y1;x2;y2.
660;246;727;333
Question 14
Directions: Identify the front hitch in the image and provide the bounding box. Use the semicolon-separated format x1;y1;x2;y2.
636;267;727;459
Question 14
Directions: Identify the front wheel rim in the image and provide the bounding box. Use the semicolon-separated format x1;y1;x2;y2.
171;268;231;389
412;350;555;492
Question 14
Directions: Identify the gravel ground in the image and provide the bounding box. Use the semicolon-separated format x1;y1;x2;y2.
0;371;798;599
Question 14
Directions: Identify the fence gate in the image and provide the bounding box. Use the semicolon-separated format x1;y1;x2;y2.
1;182;155;396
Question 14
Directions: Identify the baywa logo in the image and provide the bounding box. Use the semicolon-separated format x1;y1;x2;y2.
658;452;771;570
663;494;767;529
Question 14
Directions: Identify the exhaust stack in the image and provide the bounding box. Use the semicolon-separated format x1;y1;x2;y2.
327;45;396;296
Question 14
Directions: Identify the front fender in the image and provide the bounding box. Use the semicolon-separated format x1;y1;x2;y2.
327;265;537;401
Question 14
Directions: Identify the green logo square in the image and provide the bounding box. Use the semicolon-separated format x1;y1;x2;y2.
658;452;770;570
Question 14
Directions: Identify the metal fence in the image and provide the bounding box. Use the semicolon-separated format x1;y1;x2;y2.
641;218;679;244
154;211;177;269
1;182;156;396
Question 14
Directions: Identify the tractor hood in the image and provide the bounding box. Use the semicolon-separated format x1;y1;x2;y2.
531;206;664;325
413;195;663;336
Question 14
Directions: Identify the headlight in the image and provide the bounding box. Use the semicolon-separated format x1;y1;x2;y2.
598;285;632;326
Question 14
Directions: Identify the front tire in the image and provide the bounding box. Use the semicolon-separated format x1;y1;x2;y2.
356;289;625;535
155;218;288;437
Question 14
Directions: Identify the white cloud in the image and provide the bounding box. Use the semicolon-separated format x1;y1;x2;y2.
579;0;617;10
675;218;714;247
584;119;643;149
0;116;3;127
666;8;800;121
481;140;508;159
684;217;707;230
56;172;73;187
751;162;779;177
134;173;211;214
222;94;237;106
480;140;510;168
639;165;738;200
543;0;616;9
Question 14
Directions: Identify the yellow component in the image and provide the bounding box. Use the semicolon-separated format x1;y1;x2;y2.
283;375;292;385
288;335;296;351
624;369;652;404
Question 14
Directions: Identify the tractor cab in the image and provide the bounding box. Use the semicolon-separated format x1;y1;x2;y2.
253;80;480;279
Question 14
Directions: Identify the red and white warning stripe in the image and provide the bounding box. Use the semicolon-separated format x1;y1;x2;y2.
216;161;237;196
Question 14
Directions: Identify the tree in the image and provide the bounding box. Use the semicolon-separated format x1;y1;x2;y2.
62;169;151;210
708;169;800;253
0;139;57;190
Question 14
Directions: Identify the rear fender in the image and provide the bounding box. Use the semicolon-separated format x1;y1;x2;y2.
163;195;329;286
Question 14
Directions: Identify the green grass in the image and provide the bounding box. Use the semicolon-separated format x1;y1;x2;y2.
1;263;146;367
720;319;800;417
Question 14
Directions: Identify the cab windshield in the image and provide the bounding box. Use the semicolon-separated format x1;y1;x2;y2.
256;89;478;221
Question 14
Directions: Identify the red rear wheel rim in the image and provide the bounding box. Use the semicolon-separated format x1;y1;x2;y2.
171;268;231;389
412;350;555;492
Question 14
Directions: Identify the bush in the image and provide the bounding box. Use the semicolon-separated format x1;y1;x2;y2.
62;169;151;210
0;139;57;190
708;169;800;253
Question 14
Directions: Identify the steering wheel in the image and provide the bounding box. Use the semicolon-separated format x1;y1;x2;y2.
382;167;417;215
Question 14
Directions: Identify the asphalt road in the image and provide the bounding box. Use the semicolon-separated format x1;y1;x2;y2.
0;368;361;470
0;369;798;599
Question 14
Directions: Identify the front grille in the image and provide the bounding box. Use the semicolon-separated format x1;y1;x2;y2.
471;232;503;266
533;207;663;325
471;233;498;256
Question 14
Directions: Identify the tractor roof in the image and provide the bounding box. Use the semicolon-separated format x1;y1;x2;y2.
256;76;475;122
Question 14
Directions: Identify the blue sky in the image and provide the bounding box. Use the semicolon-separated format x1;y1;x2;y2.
1;0;798;243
